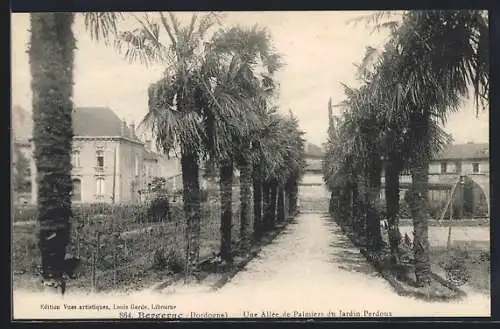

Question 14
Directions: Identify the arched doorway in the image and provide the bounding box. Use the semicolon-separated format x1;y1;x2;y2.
72;178;82;201
452;175;489;219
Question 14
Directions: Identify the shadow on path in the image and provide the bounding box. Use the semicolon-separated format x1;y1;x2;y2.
327;224;381;278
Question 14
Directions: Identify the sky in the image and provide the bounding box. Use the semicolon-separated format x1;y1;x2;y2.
11;11;490;147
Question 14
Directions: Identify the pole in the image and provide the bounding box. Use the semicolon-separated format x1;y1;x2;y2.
112;147;117;204
446;176;462;259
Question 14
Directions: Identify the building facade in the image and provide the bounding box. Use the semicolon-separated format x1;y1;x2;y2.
381;142;490;217
25;107;182;205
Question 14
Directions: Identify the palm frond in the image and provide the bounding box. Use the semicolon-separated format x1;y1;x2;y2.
84;12;123;45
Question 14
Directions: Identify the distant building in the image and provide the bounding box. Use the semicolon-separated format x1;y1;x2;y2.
20;107;182;204
382;142;490;217
301;143;325;186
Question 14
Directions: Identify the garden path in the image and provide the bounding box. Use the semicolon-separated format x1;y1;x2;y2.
13;212;490;319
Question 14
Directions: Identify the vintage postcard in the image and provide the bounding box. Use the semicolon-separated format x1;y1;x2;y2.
11;10;490;320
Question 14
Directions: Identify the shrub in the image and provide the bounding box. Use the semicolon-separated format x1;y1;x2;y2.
152;247;184;273
146;195;171;223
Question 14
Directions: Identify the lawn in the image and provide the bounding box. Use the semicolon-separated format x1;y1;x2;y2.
430;241;490;295
379;224;490;296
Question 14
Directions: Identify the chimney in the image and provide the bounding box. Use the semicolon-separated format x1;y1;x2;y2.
145;139;152;151
130;121;136;137
121;119;127;137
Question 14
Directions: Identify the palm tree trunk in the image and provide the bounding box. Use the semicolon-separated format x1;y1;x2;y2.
351;182;359;230
219;160;233;263
409;162;432;286
262;181;272;231
30;13;75;292
277;186;285;223
181;150;201;275
357;177;368;244
366;162;383;251
239;155;252;255
269;180;278;228
252;165;263;239
287;178;299;216
385;155;402;261
408;114;432;287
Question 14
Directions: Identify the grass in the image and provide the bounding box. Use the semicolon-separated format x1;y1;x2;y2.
430;241;490;294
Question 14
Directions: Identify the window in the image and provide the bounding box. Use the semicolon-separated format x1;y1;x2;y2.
472;162;480;173
455;161;462;174
72;151;80;168
440;161;447;174
401;169;410;175
96;177;105;198
72;179;81;201
135;155;140;177
96;150;104;170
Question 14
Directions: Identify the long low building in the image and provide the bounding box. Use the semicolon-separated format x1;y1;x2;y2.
301;142;490;216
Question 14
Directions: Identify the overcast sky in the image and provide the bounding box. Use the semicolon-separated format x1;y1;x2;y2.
11;11;489;146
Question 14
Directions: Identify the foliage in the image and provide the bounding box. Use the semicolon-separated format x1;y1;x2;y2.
323;10;489;286
146;195;171;222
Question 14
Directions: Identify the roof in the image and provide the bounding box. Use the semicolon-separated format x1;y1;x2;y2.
144;149;159;161
73;107;139;141
12;106;141;142
435;143;489;160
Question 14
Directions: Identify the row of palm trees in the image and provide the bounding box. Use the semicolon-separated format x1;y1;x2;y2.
29;12;306;290
322;10;488;287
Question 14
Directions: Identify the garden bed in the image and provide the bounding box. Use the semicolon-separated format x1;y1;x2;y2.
360;248;466;302
333;217;467;302
12;199;243;293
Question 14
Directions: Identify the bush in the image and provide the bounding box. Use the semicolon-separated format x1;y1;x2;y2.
152;248;184;273
146;195;171;223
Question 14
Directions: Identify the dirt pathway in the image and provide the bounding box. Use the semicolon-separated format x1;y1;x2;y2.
13;212;490;319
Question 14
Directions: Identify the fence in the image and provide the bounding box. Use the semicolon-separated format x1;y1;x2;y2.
12;184;252;292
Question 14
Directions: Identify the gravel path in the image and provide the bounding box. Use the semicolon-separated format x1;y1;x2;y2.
13;212;490;319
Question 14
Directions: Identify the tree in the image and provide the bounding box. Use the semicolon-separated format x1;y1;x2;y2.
127;12;225;277
208;25;283;254
335;9;488;285
26;11;121;294
389;10;488;286
203;26;276;262
29;13;75;293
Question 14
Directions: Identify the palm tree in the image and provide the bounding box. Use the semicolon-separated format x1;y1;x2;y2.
345;9;488;285
202;27;274;263
122;12;226;276
208;25;282;254
389;10;488;286
26;11;125;293
29;13;75;292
